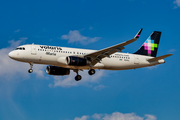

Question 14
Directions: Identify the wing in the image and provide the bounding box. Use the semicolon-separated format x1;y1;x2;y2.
84;28;143;65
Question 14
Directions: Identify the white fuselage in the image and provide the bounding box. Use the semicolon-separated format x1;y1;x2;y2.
8;44;165;70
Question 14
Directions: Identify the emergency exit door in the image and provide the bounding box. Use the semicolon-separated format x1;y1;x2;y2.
134;56;139;64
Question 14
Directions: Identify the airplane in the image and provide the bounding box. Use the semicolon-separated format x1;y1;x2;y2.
8;29;173;81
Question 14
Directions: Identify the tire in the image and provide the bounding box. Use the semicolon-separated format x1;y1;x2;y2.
75;75;82;81
88;69;95;75
28;69;33;73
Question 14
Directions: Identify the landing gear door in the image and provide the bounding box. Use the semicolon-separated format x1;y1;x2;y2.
134;55;139;64
31;44;36;55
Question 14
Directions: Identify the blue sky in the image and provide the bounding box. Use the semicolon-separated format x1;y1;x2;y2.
0;0;180;120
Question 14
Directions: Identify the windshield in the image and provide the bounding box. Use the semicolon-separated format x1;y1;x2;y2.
15;47;25;50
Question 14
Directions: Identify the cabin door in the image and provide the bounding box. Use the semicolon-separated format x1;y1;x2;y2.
31;44;37;55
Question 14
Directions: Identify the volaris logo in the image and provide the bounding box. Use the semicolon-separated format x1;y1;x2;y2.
143;37;158;55
134;31;161;57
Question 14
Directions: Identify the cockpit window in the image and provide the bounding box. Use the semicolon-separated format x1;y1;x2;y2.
15;47;25;50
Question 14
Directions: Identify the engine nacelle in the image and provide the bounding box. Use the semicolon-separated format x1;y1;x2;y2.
46;66;70;75
57;57;68;65
66;56;88;66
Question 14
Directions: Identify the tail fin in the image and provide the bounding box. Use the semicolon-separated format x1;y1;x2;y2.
134;31;161;57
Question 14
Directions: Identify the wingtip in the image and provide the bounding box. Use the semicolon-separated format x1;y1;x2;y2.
135;28;143;38
168;54;173;56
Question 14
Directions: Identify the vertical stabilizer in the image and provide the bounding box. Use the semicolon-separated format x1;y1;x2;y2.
134;31;161;57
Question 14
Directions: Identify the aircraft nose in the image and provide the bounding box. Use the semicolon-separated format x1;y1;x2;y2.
8;51;14;59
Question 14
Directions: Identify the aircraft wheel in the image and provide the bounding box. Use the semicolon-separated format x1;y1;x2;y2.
75;75;82;81
28;69;33;73
88;69;95;75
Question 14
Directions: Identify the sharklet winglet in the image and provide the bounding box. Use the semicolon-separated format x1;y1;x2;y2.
134;28;143;38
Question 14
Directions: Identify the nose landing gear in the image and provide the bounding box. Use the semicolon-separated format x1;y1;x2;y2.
28;63;33;73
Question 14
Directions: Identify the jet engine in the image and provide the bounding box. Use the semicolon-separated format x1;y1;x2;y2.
66;56;89;66
46;66;70;75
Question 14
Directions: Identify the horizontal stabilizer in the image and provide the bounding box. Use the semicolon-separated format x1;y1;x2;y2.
147;54;173;62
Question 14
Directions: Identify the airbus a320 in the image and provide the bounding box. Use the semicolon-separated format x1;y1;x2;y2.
8;29;172;81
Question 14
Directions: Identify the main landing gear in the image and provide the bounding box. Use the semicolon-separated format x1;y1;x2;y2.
74;69;82;81
28;63;33;73
88;69;95;75
88;63;95;75
75;75;82;81
73;69;96;81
